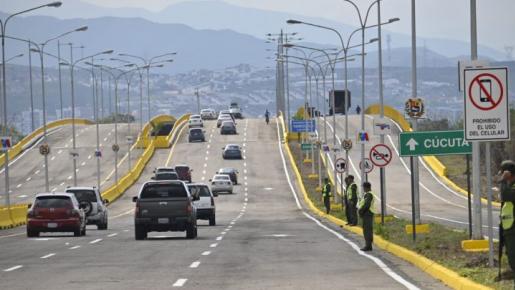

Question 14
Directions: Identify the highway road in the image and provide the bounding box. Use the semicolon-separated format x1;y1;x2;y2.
0;123;142;205
0;118;447;289
319;114;499;238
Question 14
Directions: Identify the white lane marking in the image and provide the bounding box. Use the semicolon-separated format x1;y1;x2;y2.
244;182;248;186
35;170;40;175
40;253;56;259
16;184;22;188
216;236;223;241
88;155;92;160
69;138;73;142
204;164;207;168
244;198;248;202
201;176;205;181
245;188;248;192
221;232;227;235
58;150;63;154
202;170;206;175
4;265;23;272
108;233;118;237
18;194;27;198
51;156;56;161
67;175;72;180
60;182;65;186
207;144;210;149
123;229;129;232
81;161;86;166
111;209;134;219
89;238;102;244
244;162;247;167
103;137;108;142
189;261;201;268
26;177;31;182
0;232;24;239
173;279;187;287
75;168;79;173
201;251;211;256
206;151;209;155
210;243;218;248
227;225;232;229
276;120;420;290
51;187;57;192
244;169;247;174
244;176;248;180
205;156;208;161
65;144;69;148
230;221;235;225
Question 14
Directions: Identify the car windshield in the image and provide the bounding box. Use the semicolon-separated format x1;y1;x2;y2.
66;190;97;202
190;115;201;119
227;145;239;150
188;185;211;197
35;196;73;208
219;168;234;173
214;175;230;180
140;183;187;198
156;168;175;173
155;173;178;180
190;129;202;134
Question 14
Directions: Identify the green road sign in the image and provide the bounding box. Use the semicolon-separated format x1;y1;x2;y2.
301;143;313;151
399;130;472;156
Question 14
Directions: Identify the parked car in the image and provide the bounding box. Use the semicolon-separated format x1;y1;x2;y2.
229;102;242;119
65;187;109;230
152;171;179;181
133;181;199;240
217;114;233;128
200;108;217;120
222;144;243;159
210;174;233;194
175;165;192;183
189;128;206;142
188;114;203;128
188;183;216;226
27;193;86;237
220;121;237;135
216;167;239;184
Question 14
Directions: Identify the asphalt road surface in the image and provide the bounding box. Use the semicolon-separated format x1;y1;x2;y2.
0;123;141;205
0;118;447;289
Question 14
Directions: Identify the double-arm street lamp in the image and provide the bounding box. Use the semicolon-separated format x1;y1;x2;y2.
0;1;62;207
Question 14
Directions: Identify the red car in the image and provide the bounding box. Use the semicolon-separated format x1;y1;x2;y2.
175;165;192;183
27;193;86;237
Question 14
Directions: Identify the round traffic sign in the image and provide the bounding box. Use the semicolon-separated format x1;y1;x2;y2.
335;158;347;173
112;144;120;152
468;73;504;111
369;143;393;167
359;158;374;174
341;138;353;151
39;144;50;155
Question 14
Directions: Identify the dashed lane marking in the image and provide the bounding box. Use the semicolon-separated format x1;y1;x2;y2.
67;175;72;180
189;261;200;268
108;233;118;237
216;236;223;241
3;265;23;272
173;279;188;287
90;239;102;244
201;251;211;256
210;243;218;248
51;156;56;161
51;188;57;192
58;150;63;154
18;195;27;198
60;182;65;186
88;155;92;160
26;177;31;182
16;184;22;188
40;253;56;259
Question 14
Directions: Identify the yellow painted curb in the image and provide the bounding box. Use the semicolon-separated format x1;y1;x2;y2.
308;174;318;179
303;159;312;164
278;112;490;290
374;215;395;224
461;239;489;252
405;224;430;234
315;187;322;192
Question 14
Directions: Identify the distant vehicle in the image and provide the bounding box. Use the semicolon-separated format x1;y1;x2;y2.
219;109;231;116
200;108;217;120
217;114;234;128
188;183;216;226
210;174;233;194
65;187;109;230
188;114;203;128
153;167;176;174
152;171;179;181
220;121;237;135
27;193;87;237
133;181;199;240
175;165;193;183
216;167;239;184
229;102;242;119
189;128;206;142
222;144;243;159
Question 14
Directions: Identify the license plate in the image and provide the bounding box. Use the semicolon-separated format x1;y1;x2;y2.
47;223;57;228
158;218;169;224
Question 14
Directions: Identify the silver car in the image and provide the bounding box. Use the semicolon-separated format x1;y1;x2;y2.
209;174;233;194
65;186;109;230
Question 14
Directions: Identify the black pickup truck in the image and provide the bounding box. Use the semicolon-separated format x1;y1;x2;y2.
133;180;199;240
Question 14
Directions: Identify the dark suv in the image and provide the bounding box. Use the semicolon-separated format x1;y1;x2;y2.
133;181;199;240
189;128;205;142
175;165;192;183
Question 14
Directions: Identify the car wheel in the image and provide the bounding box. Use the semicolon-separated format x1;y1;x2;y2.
135;225;147;240
209;214;216;226
27;228;39;238
229;190;233;194
186;222;197;239
74;227;82;237
81;225;86;236
97;220;108;230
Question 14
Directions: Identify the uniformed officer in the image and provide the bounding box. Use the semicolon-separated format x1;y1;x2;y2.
345;175;359;226
499;160;515;272
358;181;376;251
322;177;332;214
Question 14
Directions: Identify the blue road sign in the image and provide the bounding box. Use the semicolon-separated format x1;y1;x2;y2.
290;120;316;133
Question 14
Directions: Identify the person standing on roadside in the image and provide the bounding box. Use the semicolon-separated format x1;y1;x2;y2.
322;177;332;214
345;175;359;226
358;181;376;251
499;160;515;275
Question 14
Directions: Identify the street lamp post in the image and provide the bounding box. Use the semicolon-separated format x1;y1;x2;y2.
0;1;62;207
28;42;35;132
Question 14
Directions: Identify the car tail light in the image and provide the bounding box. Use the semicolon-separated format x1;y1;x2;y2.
135;202;141;218
210;197;215;206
